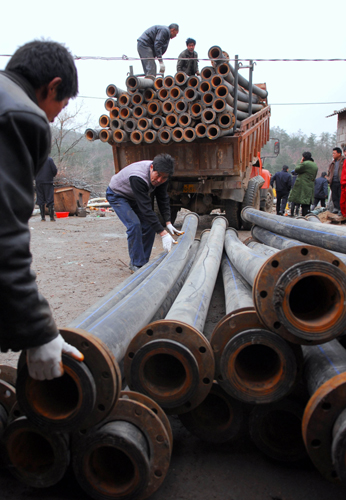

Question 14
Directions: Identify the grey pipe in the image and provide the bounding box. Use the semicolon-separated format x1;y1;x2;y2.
243;208;346;254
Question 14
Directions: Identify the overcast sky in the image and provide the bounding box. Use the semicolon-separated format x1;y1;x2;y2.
2;0;345;138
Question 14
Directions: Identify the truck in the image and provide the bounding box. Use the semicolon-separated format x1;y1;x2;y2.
110;97;277;230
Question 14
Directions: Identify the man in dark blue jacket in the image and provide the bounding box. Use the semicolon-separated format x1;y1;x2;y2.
137;24;179;77
270;165;292;215
36;156;58;221
312;172;328;210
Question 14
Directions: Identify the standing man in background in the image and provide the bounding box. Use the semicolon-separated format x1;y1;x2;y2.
177;38;199;76
327;147;344;215
270;165;292;215
311;172;328;210
36;156;58;221
137;24;179;77
0;40;83;380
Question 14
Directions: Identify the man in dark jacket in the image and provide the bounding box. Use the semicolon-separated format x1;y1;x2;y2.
327;147;345;215
36;156;58;221
0;40;83;380
106;154;183;273
312;172;328;210
137;24;179;77
270;165;292;215
177;38;199;76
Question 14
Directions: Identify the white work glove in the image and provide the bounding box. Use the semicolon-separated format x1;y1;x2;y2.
161;232;177;252
27;333;84;381
159;61;166;74
166;223;184;236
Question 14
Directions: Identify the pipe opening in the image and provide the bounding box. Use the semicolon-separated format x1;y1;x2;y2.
90;446;136;494
126;78;137;89
143;353;186;395
191;393;232;429
259;409;302;450
288;275;341;324
235;345;280;383
9;431;54;473
26;373;80;419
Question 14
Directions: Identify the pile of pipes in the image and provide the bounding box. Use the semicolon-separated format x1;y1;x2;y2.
85;45;268;146
3;208;346;498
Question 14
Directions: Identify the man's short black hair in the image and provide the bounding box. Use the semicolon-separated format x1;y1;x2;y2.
169;23;179;31
152;154;175;175
282;165;289;171
6;40;78;101
321;171;327;177
333;147;342;154
186;38;196;46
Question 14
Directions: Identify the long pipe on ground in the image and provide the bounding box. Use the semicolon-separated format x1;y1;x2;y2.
251;225;346;264
223;227;346;345
124;216;227;414
72;391;173;500
302;340;346;482
242;207;346;254
16;214;198;432
179;381;246;443
211;253;303;404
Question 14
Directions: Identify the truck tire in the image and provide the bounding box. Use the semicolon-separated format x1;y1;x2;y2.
260;186;274;213
241;175;265;230
224;200;241;230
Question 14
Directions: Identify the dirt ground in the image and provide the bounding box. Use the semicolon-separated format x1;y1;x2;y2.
1;208;346;500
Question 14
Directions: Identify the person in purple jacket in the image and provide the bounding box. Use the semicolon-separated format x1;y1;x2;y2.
106;154;183;273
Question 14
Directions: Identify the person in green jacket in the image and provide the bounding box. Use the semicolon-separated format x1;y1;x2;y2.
288;151;318;216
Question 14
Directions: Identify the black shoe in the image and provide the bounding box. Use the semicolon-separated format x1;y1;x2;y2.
278;212;283;216
333;209;339;214
129;264;141;274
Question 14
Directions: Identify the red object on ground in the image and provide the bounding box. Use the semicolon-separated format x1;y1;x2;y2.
55;212;69;218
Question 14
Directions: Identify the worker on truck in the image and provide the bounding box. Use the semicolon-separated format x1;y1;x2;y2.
0;40;84;380
177;38;199;76
137;24;179;77
106;154;183;273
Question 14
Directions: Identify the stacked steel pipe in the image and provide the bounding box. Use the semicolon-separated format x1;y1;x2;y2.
85;45;267;145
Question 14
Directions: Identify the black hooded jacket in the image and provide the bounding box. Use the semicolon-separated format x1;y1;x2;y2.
0;70;59;351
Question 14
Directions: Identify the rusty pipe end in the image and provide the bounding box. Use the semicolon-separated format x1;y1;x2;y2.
219;329;300;404
16;328;121;432
254;246;346;344
3;416;69;487
179;382;244;443
303;372;346;482
124;320;214;414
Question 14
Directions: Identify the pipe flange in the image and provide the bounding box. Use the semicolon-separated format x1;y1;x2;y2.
17;352;96;432
253;246;346;345
0;379;17;415
0;365;17;387
179;381;245;443
211;309;302;403
120;391;173;447
302;372;346;482
124;320;215;414
73;394;172;500
61;328;122;429
249;398;307;462
3;416;69;487
331;409;346;481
